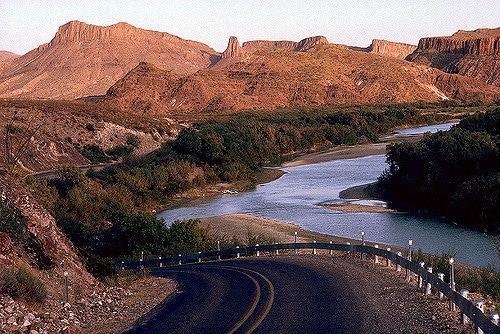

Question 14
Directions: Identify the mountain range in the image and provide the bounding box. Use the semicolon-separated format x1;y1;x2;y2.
0;21;499;112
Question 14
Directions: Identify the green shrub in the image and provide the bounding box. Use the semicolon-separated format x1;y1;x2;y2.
106;145;134;159
79;144;108;163
0;266;47;305
78;246;118;281
0;201;27;235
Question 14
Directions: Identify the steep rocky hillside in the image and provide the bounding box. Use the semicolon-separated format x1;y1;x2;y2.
0;21;220;99
0;172;95;284
102;44;500;114
0;99;175;173
407;28;500;86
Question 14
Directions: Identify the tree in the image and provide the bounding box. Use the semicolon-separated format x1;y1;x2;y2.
166;219;213;256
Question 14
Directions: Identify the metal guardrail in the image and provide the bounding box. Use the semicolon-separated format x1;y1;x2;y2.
117;242;500;334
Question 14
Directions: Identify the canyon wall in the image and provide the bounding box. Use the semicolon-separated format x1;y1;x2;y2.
407;28;500;86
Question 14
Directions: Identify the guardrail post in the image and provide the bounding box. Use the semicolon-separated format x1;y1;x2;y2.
474;300;484;334
256;244;260;257
198;252;202;263
329;241;333;255
236;246;240;258
418;262;425;289
346;242;350;254
437;273;445;300
405;240;412;282
396;252;402;272
449;258;456;311
374;244;379;264
386;248;391;267
312;240;317;255
178;254;182;265
159;256;162;267
460;289;470;325
425;267;432;295
217;240;221;260
491;312;499;326
361;231;366;260
294;232;297;254
121;261;124;270
275;243;279;255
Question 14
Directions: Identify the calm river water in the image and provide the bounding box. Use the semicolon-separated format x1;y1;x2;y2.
158;123;499;267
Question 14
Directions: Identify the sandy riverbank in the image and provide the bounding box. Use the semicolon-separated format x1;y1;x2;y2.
199;213;399;251
281;142;388;167
281;132;423;168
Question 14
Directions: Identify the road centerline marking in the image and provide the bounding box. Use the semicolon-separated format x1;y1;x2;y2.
218;265;275;334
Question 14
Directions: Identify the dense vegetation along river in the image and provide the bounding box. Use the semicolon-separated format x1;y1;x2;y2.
158;123;500;267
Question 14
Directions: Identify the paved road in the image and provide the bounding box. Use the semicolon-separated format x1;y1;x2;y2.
124;256;371;334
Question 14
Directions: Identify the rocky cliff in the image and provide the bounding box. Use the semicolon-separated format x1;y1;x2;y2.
407;28;500;86
0;21;220;99
216;35;329;68
368;39;417;59
221;36;250;59
220;35;328;59
413;28;500;56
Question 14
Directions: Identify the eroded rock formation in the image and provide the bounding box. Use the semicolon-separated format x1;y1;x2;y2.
368;39;417;59
223;35;329;57
407;28;500;86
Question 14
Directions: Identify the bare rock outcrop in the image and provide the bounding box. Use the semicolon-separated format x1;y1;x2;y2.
412;28;500;56
294;36;329;51
368;39;417;59
215;35;329;68
221;35;329;59
221;36;250;59
0;51;18;72
407;28;500;86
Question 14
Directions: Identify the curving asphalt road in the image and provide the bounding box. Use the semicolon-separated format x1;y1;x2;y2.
124;256;373;334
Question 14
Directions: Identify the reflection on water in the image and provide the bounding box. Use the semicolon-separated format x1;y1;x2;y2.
158;123;499;267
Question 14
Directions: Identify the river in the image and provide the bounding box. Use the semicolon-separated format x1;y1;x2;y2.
158;123;499;268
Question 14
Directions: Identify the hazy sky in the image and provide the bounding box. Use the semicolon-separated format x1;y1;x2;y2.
1;0;499;55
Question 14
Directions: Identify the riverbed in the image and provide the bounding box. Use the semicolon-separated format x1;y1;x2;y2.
158;123;499;267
